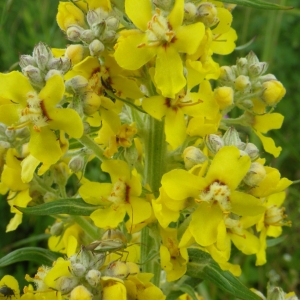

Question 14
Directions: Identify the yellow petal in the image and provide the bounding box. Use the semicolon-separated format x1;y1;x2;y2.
125;0;152;31
254;130;282;158
40;75;65;108
0;71;33;105
189;202;223;246
142;96;167;120
90;206;126;228
154;45;185;98
252;113;284;133
168;0;184;29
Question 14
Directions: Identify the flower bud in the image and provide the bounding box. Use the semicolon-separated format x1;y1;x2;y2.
106;17;119;30
249;62;268;78
234;75;251;92
47;57;71;73
259;74;277;83
70;285;93;300
105;261;128;279
89;39;105;56
205;134;224;154
223;127;241;146
50;222;64;236
19;54;36;68
68;155;85;173
265;206;286;227
126;262;140;276
0;141;10;149
183;146;207;170
246;51;259;66
45;70;63;81
82;92;102;115
214;86;234;109
243;162;266;187
22;65;44;86
236;57;248;75
153;0;174;11
80;30;96;43
104;30;117;42
87;10;100;28
67;25;83;42
43;192;57;202
57;276;79;294
261;80;286;106
33;42;52;71
66;44;86;65
219;66;236;82
65;76;89;94
124;145;139;168
85;269;101;287
71;263;87;278
244;143;259;160
83;122;91;134
184;3;197;20
197;2;218;27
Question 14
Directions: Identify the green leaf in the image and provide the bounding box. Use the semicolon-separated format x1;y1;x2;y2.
0;247;62;267
221;0;293;10
267;235;287;247
186;248;261;300
14;198;100;216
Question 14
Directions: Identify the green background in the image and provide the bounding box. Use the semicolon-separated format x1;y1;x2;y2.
0;0;299;299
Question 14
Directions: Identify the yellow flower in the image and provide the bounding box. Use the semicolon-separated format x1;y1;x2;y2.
79;160;152;228
162;146;265;247
114;0;205;98
160;227;188;281
0;275;20;300
0;72;83;165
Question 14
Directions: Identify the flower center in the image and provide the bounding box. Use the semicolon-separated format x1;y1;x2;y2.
12;91;51;132
145;8;175;46
108;179;127;205
264;205;286;226
200;181;231;211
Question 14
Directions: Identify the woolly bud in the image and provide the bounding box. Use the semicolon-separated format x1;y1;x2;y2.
243;162;266;187
205;134;224;154
261;80;286;106
214;86;234;109
89;39;105;56
183;146;207;170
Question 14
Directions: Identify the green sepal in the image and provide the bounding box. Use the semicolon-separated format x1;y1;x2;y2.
221;0;293;10
186;248;261;300
0;247;62;267
15;198;100;216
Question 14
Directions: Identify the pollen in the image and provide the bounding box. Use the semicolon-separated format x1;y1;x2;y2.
108;179;126;205
200;181;231;211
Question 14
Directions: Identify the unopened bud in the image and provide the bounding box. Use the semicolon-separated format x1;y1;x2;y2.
234;75;251;92
205;134;224;154
70;285;93;300
50;222;64;236
184;3;197;20
86;10;100;27
89;39;105;56
85;269;101;287
214;86;234;109
236;57;248;75
261;80;286;106
183;146;207;170
246;51;259;66
57;276;79;294
43;192;57;202
65;75;89;94
223;127;241;146
219;66;236;82
48;57;71;73
244;143;259;160
197;2;218;27
106;17;119;30
249;62;268;78
243;162;266;187
19;55;36;69
68;155;85;173
22;65;44;86
104;30;117;42
67;25;83;42
71;263;86;278
259;74;277;83
82;92;102;115
0;141;10;149
153;0;174;10
33;42;52;70
66;44;86;65
80;30;95;43
105;261;128;279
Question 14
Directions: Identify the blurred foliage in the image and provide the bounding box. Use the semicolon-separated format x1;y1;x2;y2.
0;0;299;298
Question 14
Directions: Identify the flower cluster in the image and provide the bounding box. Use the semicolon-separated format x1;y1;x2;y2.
0;0;296;299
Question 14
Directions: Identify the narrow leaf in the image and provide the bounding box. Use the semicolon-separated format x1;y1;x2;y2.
0;247;62;267
186;248;261;300
221;0;293;10
15;198;100;216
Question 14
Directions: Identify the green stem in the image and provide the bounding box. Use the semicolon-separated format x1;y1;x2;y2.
72;216;99;241
140;115;166;286
77;134;107;162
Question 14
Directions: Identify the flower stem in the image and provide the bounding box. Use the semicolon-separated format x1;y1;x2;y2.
72;216;99;241
141;115;166;286
77;134;107;162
